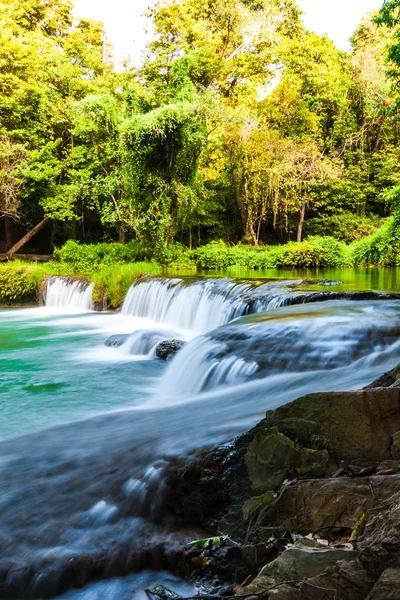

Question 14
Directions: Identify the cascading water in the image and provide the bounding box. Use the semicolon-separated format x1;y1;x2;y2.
2;275;400;599
44;276;94;310
121;277;295;333
153;300;400;401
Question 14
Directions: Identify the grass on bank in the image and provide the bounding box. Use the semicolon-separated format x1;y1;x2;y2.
0;260;161;307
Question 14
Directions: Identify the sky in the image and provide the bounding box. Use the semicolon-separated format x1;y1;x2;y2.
72;0;383;69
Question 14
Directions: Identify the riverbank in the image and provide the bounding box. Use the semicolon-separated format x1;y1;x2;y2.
0;261;161;308
158;365;400;600
1;224;400;307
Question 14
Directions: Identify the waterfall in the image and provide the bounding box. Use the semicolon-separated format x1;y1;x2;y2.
121;278;294;332
44;277;93;310
153;300;400;403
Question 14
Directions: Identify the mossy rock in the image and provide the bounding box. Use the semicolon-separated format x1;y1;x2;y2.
242;492;275;521
245;427;332;495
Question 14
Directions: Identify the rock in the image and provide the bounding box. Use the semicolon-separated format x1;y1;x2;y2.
245;427;332;495
104;334;130;347
239;539;357;598
243;493;275;522
391;432;400;461
246;475;400;541
259;389;400;468
366;569;400;599
155;339;185;361
366;363;400;389
300;279;344;286
267;559;374;600
240;544;273;573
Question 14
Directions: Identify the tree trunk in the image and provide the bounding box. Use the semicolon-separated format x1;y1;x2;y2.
189;227;192;250
118;225;126;244
6;217;49;259
4;217;14;250
297;204;306;243
233;173;258;246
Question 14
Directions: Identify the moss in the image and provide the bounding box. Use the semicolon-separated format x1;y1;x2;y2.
242;492;275;521
245;426;333;495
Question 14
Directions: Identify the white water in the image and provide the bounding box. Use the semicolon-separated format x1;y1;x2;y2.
2;276;400;599
44;277;94;310
121;278;292;333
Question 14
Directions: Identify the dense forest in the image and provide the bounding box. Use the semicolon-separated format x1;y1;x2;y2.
2;0;400;266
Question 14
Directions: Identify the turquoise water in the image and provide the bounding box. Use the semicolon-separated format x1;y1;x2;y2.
1;273;400;598
0;308;165;440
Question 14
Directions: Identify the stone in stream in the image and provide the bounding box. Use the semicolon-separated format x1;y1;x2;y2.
155;339;185;361
104;334;130;347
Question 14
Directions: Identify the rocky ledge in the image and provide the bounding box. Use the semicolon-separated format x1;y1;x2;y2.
162;364;400;600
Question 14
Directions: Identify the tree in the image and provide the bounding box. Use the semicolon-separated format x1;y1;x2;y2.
144;0;301;103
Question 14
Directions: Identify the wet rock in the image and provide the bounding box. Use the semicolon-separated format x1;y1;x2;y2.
239;539;357;598
366;569;400;599
246;475;400;541
366;363;400;389
300;279;344;286
267;559;374;600
155;340;186;361
245;427;332;495
104;334;130;348
242;493;275;522
259;389;400;468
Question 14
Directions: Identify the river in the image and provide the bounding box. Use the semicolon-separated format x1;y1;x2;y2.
1;271;400;598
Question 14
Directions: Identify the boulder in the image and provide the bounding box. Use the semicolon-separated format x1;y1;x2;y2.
366;569;400;600
245;427;333;495
155;339;185;361
246;475;400;541
104;334;130;348
239;539;357;598
257;389;400;468
266;559;374;600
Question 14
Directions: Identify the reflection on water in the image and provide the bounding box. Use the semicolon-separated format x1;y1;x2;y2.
167;266;400;293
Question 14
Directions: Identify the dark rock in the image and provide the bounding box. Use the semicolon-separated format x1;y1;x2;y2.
155;339;186;361
240;539;357;598
266;559;374;600
257;389;400;468
366;569;400;599
104;334;130;348
246;475;400;541
245;426;333;495
366;363;400;389
300;279;345;286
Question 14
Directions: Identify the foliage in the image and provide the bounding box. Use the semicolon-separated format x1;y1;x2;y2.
91;262;161;308
0;263;48;301
1;0;400;262
350;218;400;266
191;237;348;269
0;259;161;307
53;240;151;272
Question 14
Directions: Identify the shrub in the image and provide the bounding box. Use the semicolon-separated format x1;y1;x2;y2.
190;237;348;270
53;240;151;272
92;262;162;308
350;219;399;266
0;264;47;302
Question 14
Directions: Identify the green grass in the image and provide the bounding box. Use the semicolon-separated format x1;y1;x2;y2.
0;260;161;307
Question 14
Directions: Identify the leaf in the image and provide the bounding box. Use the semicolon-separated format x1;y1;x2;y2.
188;536;228;549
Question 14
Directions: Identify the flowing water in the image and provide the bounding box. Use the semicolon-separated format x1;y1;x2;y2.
1;273;400;598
